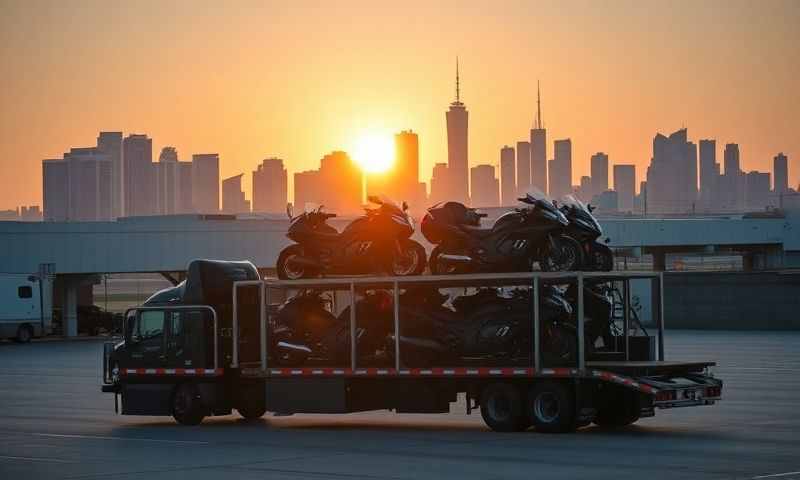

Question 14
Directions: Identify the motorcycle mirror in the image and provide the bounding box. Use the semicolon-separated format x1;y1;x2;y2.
402;201;408;212
286;203;293;220
588;204;596;212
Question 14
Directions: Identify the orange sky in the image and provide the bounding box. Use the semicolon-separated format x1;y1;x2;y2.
1;0;798;209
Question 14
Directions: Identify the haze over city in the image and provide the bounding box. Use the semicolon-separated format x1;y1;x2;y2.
1;0;798;210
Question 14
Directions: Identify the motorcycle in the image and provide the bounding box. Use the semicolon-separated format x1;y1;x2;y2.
421;190;583;274
559;194;614;271
276;195;427;279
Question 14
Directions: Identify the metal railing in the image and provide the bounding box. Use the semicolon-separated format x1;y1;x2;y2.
232;271;665;374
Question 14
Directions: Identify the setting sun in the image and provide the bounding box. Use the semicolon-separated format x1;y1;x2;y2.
353;133;395;174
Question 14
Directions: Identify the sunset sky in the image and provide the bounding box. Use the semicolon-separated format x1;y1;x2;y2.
1;0;798;209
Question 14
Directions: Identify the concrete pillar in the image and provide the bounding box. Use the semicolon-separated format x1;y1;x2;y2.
64;280;78;337
652;250;666;271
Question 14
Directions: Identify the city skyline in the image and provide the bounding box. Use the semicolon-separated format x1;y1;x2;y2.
1;1;798;209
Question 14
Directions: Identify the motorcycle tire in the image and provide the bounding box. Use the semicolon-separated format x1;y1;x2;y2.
540;235;583;272
390;239;427;276
277;245;316;280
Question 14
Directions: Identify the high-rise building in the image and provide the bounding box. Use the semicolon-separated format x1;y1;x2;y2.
65;148;112;221
177;161;193;213
590;152;609;199
395;130;420;205
719;143;744;211
773;152;789;194
191;153;220;213
470;165;499;208
745;171;771;211
429;163;450;205
446;60;469;204
530;81;547;194
123;134;154;216
516;141;531;196
320;151;362;214
577;176;591;201
42;159;69;222
613;164;636;213
550;139;572;199
500;145;516;206
698;139;719;209
155;147;180;215
645;129;697;213
97;132;123;218
222;174;250;213
294;170;322;211
252;158;287;213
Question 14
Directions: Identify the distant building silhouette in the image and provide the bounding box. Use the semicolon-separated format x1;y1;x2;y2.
645;129;697;213
429;163;450;205
590;152;609;200
97;132;123;218
366;130;425;209
155;147;180;215
719;143;744;211
773;152;789;194
613;164;636;213
222;174;250;213
530;81;547;194
593;190;618;213
446;59;469;204
191;154;220;213
252;158;287;213
550;139;572;199
321;151;362;214
42;159;69;221
500;145;516;206
43;147;113;222
294;170;322;211
123;134;154;216
516;141;531;197
0;206;42;222
745;171;770;211
698;139;719;210
577;176;591;201
177;161;193;213
470;164;499;207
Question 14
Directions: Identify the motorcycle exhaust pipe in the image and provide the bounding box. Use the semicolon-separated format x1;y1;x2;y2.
290;256;322;268
439;254;472;264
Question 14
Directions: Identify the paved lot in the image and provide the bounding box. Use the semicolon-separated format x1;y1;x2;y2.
1;331;798;479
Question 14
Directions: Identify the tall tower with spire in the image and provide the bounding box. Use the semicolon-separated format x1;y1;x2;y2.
446;57;470;204
530;80;548;194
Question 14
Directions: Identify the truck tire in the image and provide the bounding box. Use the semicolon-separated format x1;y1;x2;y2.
237;385;267;421
527;381;576;433
15;324;33;343
480;383;528;432
172;384;205;426
594;388;640;428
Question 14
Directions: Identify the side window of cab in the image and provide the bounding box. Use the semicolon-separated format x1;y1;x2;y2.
127;310;166;364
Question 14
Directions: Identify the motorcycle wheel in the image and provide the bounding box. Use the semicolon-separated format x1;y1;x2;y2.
391;239;427;276
277;245;315;280
429;246;463;274
589;243;614;272
540;235;583;272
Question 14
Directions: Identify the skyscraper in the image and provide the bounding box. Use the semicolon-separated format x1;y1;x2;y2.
192;153;220;213
429;163;450;205
123;134;154;216
720;143;744;211
395;130;420;205
470;165;499;207
96;131;123;218
773;152;788;194
252;158;287;213
294;170;322;210
177;161;193;213
446;59;469;204
645;129;697;213
613;164;636;213
155;147;179;215
590;152;609;199
516;141;531;196
550;139;572;199
745;171;770;211
65;148;112;221
530;81;547;194
500;145;516;206
698;139;718;209
222;174;250;213
42;159;69;222
320;150;362;214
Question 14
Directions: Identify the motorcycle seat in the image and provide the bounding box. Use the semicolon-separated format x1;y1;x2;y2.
460;225;494;238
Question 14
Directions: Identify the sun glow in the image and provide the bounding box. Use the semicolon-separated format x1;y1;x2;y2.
353;133;395;173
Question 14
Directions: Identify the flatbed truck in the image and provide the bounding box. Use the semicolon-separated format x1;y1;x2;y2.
101;260;723;433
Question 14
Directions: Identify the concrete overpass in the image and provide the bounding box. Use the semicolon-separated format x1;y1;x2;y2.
2;203;799;336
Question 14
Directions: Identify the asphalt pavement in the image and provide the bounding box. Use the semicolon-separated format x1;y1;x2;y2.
1;331;798;480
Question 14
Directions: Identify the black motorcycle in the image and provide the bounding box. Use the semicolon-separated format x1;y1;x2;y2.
421;191;583;274
559;194;614;271
277;195;427;279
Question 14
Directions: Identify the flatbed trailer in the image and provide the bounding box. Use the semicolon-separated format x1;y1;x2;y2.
102;269;722;432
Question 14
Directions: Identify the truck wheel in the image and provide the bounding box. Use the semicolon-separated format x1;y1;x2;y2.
15;324;33;343
528;381;576;433
480;383;528;432
172;384;205;426
237;385;267;421
594;388;640;428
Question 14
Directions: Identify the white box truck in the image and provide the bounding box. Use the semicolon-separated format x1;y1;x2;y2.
0;273;49;342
